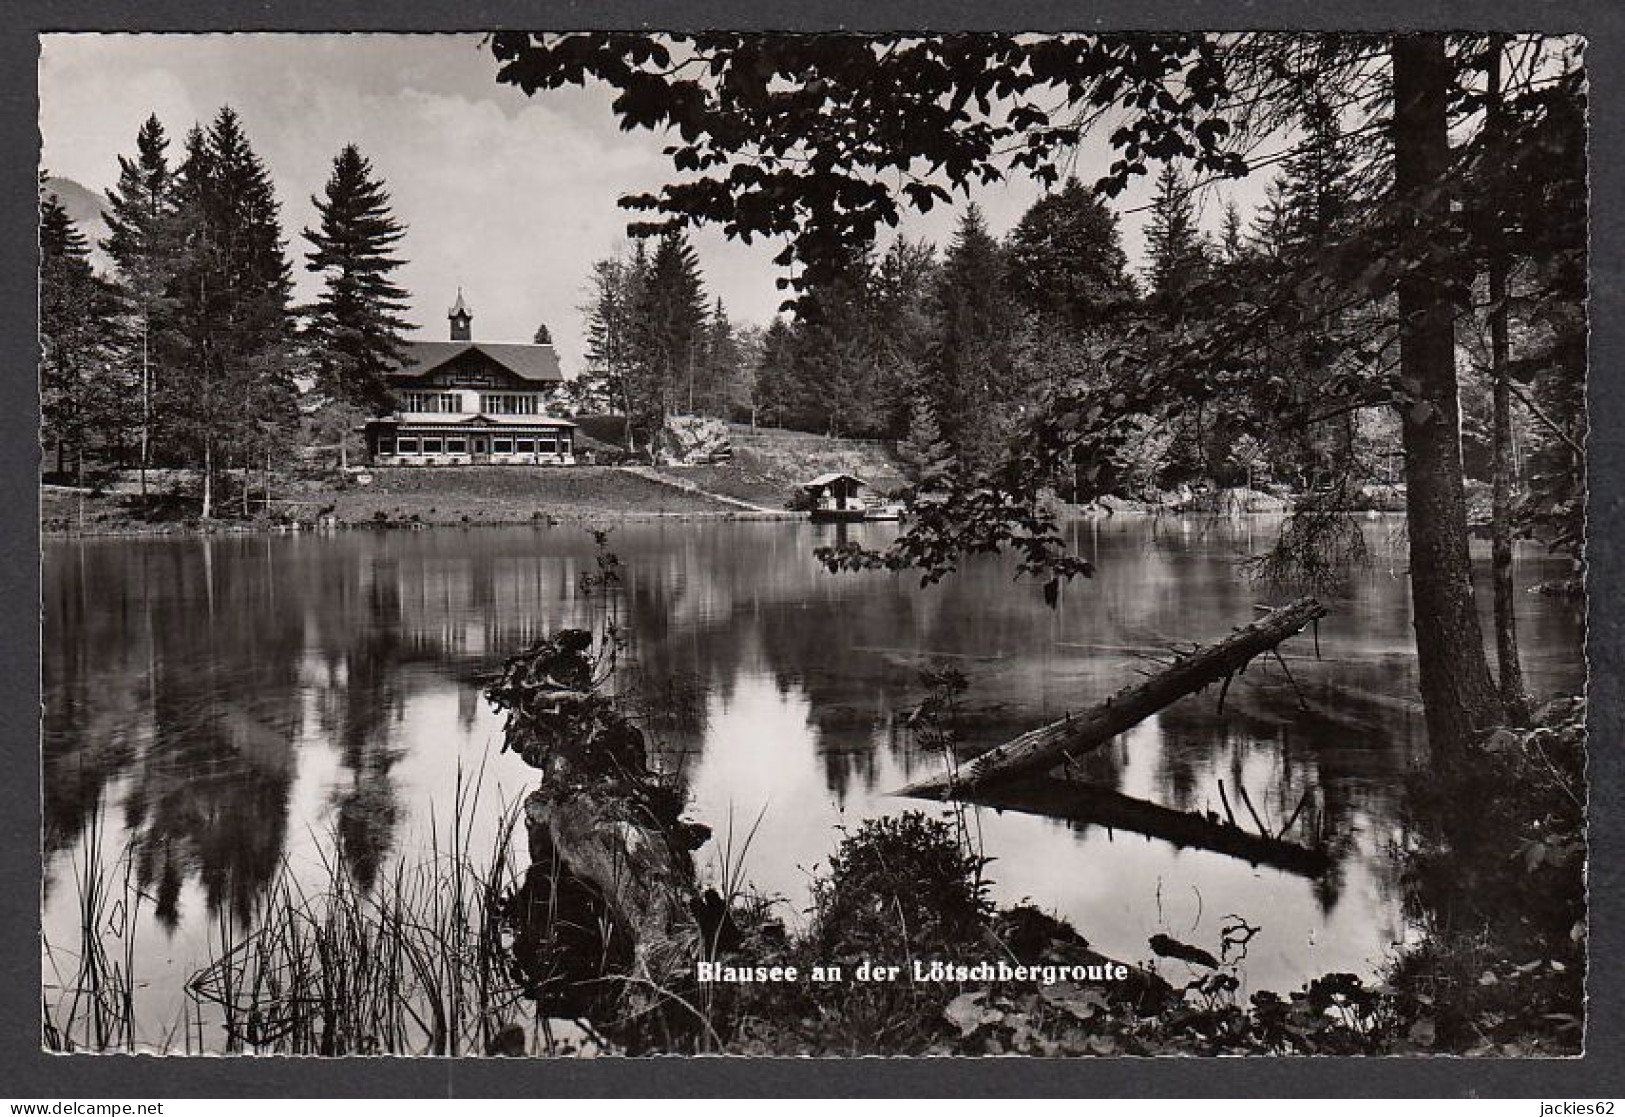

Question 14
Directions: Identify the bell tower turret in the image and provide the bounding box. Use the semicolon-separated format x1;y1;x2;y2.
448;288;473;341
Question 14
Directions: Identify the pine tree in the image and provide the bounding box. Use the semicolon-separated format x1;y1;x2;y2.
579;245;646;445
1144;164;1209;307
302;144;411;427
789;247;876;437
869;237;938;438
1280;93;1356;251
158;109;296;518
1219;199;1246;262
41;185;120;484
928;204;1020;468
752;317;798;429
101;114;173;493
897;394;951;480
631;231;708;437
700;298;743;419
1249;178;1295;260
1265;92;1365;486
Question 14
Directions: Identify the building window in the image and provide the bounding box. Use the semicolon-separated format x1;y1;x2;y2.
402;392;462;413
559;434;573;454
422;437;443;454
446;438;467;453
480;393;539;415
397;438;419;454
377;438;396;455
493;438;513;453
516;439;535;453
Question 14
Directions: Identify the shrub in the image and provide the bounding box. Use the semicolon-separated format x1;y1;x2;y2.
810;812;991;959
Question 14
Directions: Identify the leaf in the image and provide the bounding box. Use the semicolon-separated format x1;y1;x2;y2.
1085;1034;1118;1055
1408;1018;1437;1047
944;991;1004;1037
1040;982;1110;1022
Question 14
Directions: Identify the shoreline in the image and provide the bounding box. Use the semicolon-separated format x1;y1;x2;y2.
38;493;1412;541
39;505;809;540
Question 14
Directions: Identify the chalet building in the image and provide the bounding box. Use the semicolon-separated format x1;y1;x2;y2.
365;291;577;466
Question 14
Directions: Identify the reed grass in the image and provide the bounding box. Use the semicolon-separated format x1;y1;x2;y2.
41;800;141;1053
41;760;563;1056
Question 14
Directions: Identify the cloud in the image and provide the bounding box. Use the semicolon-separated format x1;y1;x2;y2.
40;33;1271;374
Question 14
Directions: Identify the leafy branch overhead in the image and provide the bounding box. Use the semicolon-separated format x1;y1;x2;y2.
489;31;1585;756
489;32;1247;298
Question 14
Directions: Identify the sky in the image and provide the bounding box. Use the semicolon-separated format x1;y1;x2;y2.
39;33;1267;375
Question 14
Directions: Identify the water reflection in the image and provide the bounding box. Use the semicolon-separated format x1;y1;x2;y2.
42;517;1583;1028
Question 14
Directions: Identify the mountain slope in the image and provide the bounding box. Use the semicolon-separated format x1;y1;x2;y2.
43;176;112;273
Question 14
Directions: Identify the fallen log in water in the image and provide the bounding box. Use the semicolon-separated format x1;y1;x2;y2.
898;597;1329;797
927;777;1330;878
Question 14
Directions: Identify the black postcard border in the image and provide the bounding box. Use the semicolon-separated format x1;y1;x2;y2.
2;0;1621;1099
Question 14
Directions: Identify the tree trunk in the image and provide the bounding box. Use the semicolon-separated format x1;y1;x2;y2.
622;372;637;453
1391;34;1503;750
898;597;1328;797
522;786;702;998
201;442;213;520
1486;36;1530;724
939;778;1330;878
139;325;150;499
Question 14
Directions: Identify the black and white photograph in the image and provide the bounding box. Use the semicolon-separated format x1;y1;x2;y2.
36;29;1589;1059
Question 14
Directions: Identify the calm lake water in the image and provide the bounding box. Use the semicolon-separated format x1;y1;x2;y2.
42;515;1584;1046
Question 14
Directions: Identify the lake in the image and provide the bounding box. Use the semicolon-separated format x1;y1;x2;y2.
41;515;1585;1048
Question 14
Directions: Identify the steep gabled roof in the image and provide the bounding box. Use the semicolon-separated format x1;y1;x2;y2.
804;472;867;490
390;340;565;384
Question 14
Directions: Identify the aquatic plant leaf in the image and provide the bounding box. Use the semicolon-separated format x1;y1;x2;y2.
1039;981;1109;1021
944;990;1004;1036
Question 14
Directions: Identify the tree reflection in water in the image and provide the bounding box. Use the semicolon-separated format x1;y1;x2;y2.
42;517;1583;1021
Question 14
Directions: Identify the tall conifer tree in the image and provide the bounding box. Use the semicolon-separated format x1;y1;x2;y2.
302;144;411;416
929;204;1019;468
159;109;296;518
41;186;119;483
1144;164;1209;307
102;114;173;493
700;298;742;419
631;231;707;436
579;249;643;439
868;237;938;438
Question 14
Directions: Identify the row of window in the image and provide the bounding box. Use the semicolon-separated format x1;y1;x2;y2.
480;393;542;414
402;392;462;413
379;437;572;456
399;392;545;415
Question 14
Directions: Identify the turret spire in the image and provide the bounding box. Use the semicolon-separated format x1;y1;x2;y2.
448;287;473;341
